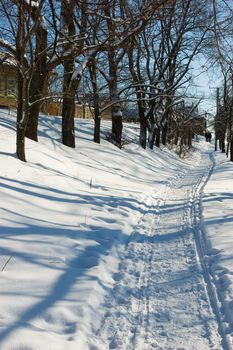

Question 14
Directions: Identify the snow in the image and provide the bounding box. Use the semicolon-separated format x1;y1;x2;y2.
0;109;233;349
202;148;233;337
24;0;38;8
71;50;96;81
0;43;17;61
40;16;48;31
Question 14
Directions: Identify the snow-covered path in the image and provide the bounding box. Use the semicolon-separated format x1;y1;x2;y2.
90;150;224;350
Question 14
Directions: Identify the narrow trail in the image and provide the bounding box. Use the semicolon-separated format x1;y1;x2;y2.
91;148;225;350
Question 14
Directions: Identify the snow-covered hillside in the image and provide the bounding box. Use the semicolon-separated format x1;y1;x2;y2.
0;109;233;350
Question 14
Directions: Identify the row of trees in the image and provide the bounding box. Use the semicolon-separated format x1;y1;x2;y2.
0;0;213;161
210;0;233;161
214;81;233;162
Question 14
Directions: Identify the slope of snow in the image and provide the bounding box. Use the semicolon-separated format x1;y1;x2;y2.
0;109;233;349
202;147;233;341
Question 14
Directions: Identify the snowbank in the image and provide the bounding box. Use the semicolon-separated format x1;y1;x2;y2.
0;108;233;349
0;110;190;349
203;148;233;337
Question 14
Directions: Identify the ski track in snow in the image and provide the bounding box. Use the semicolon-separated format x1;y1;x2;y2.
89;150;224;350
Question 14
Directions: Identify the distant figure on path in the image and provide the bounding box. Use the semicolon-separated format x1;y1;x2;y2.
205;131;212;142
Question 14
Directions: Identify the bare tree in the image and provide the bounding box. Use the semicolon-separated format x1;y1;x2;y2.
98;0;172;147
25;0;48;142
127;0;210;150
0;0;41;161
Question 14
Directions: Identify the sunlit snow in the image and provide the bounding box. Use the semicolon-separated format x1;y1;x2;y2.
0;109;232;349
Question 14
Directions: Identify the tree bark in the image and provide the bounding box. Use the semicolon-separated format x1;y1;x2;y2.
16;1;29;162
26;13;48;142
94;115;101;144
174;132;179;145
137;100;147;149
230;138;233;162
155;126;160;148
108;71;122;147
148;127;157;150
161;122;167;145
16;74;26;162
188;128;192;147
139;116;147;149
89;62;101;143
105;3;123;148
61;0;77;148
26;71;47;141
62;59;76;148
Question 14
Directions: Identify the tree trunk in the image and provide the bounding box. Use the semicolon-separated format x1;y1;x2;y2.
183;128;188;145
174;133;179;145
188;129;192;148
16;74;30;161
179;136;184;156
226;142;229;158
93;89;101;144
161;122;167;145
62;98;75;147
128;45;147;149
109;75;122;147
26;14;48;142
167;121;172;144
108;48;122;147
148;127;157;150
221;138;225;153
61;0;77;148
89;62;101;144
26;70;47;141
230;138;233;162
62;59;76;148
139;118;147;149
163;96;173;145
219;136;225;153
16;75;26;162
138;102;147;149
94;115;101;143
226;125;232;158
215;130;218;150
26;101;40;142
16;2;28;162
155;126;160;148
111;109;123;147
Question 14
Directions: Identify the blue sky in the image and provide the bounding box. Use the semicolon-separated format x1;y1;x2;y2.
188;56;223;118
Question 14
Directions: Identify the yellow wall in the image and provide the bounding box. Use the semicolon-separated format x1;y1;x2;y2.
0;65;17;108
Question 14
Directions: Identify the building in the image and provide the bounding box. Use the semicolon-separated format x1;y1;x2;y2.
0;53;134;122
43;100;94;119
0;53;17;108
0;52;93;118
